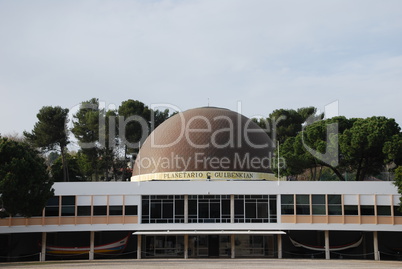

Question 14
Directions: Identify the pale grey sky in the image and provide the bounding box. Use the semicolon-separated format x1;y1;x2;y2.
1;0;402;136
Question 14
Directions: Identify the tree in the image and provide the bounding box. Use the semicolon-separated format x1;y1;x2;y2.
118;99;150;158
254;107;322;145
51;153;85;182
0;137;54;217
24;106;70;181
71;98;103;181
340;117;400;181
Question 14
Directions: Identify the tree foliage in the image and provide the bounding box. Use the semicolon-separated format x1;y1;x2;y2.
24;106;70;181
279;115;401;181
0;137;54;217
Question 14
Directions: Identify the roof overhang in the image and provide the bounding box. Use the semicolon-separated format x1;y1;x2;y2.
133;230;286;235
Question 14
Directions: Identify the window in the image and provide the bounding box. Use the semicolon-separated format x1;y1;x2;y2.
235;195;276;223
109;206;123;216
281;195;294;215
93;206;107;216
312;195;326;215
344;205;358;215
142;195;184;223
377;205;391;216
189;195;231;223
125;205;138;216
360;205;374;216
77;206;91;216
45;196;59;217
327;195;342;215
61;196;75;216
393;206;402;216
296;195;310;215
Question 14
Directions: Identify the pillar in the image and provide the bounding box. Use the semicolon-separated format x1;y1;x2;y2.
373;231;379;261
230;195;234;223
40;232;46;262
231;234;235;259
89;231;95;260
137;234;142;259
184;234;189;259
324;230;330;260
277;234;282;259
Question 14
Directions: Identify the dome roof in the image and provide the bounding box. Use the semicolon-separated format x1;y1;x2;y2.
132;107;274;179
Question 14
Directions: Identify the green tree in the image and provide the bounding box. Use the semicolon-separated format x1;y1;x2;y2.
0;137;54;217
254;107;321;145
340;116;400;181
51;153;85;182
71;98;103;181
118;99;150;158
24;106;70;181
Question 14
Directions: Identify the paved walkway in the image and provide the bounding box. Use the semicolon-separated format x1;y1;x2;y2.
1;259;402;269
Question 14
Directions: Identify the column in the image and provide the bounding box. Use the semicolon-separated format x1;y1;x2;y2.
40;232;46;262
230;195;234;223
89;231;95;260
184;234;189;259
324;230;330;260
277;234;282;259
373;231;379;261
231;234;235;259
137;234;142;259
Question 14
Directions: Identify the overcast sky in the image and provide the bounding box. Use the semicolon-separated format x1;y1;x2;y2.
1;0;402;136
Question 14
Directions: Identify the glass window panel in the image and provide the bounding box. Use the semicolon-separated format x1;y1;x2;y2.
163;203;173;219
245;203;256;218
281;195;294;204
328;195;341;204
199;203;209;219
360;205;375;216
296;205;310;215
151;203;161;219
377;205;391;216
77;206;91;216
61;206;75;216
142;199;149;217
394;206;402;216
93;206;107;216
281;205;294;215
312;195;325;204
210;203;220;219
125;205;138;215
344;205;358;215
221;199;230;215
312;205;326;215
62;196;75;206
175;199;184;216
45;207;59;217
234;199;244;215
328;205;342;215
257;203;268;218
296;195;309;205
109;206;123;216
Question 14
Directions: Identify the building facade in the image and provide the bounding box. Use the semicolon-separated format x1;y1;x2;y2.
1;107;401;261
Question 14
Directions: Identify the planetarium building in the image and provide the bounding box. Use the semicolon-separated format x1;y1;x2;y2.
1;107;402;261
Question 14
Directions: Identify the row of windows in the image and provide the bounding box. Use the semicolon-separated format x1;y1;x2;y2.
44;196;138;217
281;194;402;216
142;195;277;224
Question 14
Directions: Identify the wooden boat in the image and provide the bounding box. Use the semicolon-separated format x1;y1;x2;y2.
289;235;363;251
45;234;129;255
